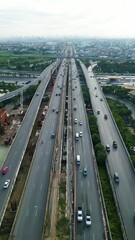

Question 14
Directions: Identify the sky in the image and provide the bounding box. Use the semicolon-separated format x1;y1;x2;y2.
0;0;135;39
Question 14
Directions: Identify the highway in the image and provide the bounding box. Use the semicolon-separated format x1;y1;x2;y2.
80;61;135;240
9;59;68;240
0;63;56;227
70;59;105;240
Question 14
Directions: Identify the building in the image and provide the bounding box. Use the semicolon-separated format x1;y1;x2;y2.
0;108;7;124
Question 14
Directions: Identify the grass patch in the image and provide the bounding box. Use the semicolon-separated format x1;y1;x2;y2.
56;176;69;239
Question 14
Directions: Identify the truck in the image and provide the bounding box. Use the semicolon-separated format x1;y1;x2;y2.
77;207;83;222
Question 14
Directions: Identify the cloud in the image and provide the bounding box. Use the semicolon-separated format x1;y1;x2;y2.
0;0;135;38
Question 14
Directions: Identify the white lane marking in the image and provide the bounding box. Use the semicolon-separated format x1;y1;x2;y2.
44;166;46;171
35;208;38;216
81;180;82;187
40;184;42;190
33;184;35;189
93;233;95;240
26;209;29;216
37;165;39;170
87;181;89;187
90;203;92;212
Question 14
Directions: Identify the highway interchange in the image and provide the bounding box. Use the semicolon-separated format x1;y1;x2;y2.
0;48;135;239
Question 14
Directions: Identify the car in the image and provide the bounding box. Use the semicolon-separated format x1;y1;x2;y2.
36;92;39;96
76;155;80;165
79;120;83;125
3;179;10;189
114;173;120;183
106;144;110;152
95;94;98;97
94;87;97;90
52;107;55;112
56;110;59;114
74;106;77;111
74;118;77;124
113;141;117;148
97;109;100;114
51;133;55;138
83;167;87;176
77;207;83;222
104;114;108;119
100;98;103;101
2;166;8;175
79;131;83;137
73;97;76;101
86;210;91;226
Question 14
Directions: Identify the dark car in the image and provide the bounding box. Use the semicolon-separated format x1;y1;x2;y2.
113;141;117;148
104;114;108;119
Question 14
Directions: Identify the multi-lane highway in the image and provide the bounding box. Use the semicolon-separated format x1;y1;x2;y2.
9;59;68;240
2;48;135;240
80;61;135;240
0;63;56;226
70;59;105;240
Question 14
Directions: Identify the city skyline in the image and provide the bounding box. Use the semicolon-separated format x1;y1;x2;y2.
0;0;135;39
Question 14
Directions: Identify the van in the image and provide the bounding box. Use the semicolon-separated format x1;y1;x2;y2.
114;173;120;183
75;133;79;140
76;155;80;165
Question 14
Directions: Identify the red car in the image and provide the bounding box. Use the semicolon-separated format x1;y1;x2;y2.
2;166;8;175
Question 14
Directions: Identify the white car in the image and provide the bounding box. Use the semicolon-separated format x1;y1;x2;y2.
79;131;83;137
3;179;10;189
86;211;91;226
79;120;83;125
74;119;77;124
77;207;83;222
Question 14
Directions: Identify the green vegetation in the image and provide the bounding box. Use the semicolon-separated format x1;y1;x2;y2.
0;82;18;93
81;58;90;68
56;178;69;239
103;85;135;104
94;60;135;74
0;50;55;72
78;63;123;240
107;99;135;167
